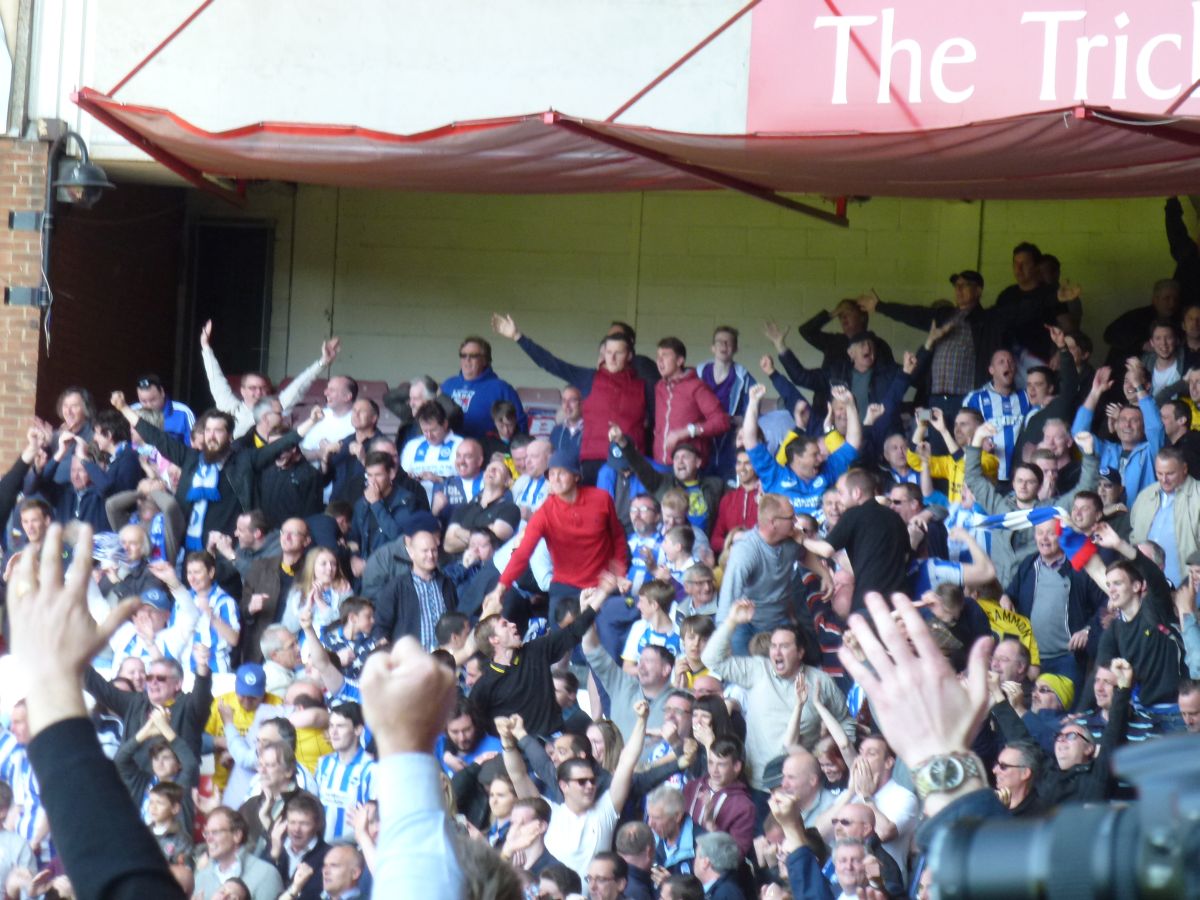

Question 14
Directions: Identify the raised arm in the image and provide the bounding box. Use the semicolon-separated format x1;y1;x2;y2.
832;385;863;450
608;700;649;811
279;336;340;412
497;717;540;800
198;320;243;415
741;384;767;452
609;425;665;493
492;313;594;390
949;527;997;589
702;599;760;685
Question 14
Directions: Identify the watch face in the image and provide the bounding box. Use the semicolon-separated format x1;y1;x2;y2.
927;756;966;791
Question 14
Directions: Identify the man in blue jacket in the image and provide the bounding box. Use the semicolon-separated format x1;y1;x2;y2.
441;335;527;441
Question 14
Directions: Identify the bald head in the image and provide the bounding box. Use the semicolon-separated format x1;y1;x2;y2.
525;439;552;476
781;749;822;805
691;675;723;699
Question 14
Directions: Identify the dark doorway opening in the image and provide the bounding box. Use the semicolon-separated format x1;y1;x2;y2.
184;220;273;410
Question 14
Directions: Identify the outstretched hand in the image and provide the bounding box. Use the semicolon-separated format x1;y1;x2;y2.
836;592;992;770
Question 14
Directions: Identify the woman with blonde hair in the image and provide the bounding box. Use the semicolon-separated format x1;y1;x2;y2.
585;719;624;773
281;545;351;639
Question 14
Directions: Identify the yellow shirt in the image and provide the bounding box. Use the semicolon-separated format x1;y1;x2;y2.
906;449;999;505
205;692;282;791
295;727;333;775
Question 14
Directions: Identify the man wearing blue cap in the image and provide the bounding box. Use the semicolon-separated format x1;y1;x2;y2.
104;564;200;675
209;662;283;806
373;512;457;648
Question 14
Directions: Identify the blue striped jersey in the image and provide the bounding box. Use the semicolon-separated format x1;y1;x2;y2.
908;558;964;597
964;384;1033;480
316;748;376;841
187;587;240;675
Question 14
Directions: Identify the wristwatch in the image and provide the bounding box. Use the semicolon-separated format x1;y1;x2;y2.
910;752;985;801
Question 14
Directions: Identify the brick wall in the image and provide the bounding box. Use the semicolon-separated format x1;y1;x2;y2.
0;140;46;458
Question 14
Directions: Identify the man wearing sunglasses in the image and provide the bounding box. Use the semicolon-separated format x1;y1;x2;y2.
989;657;1134;806
133;373;195;446
819;802;905;898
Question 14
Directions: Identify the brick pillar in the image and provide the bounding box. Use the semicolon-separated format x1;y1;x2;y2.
0;138;45;457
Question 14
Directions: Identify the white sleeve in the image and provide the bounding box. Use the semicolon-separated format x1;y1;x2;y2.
375;753;464;900
200;344;243;416
280;356;324;412
160;587;201;660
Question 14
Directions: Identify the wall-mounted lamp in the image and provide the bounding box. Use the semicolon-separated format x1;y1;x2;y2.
5;128;115;308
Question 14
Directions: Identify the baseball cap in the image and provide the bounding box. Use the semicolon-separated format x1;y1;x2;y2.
235;663;267;699
140;586;173;613
1098;466;1122;486
1186;550;1200;567
949;270;984;288
548;450;581;476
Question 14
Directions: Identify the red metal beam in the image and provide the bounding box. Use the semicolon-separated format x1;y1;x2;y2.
1075;105;1200;150
546;113;848;227
109;0;218;97
73;91;245;206
607;0;764;124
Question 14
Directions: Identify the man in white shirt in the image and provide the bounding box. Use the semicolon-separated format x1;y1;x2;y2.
850;736;918;879
500;700;649;882
301;376;358;458
200;318;339;439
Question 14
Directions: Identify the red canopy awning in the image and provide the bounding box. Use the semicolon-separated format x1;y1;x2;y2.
75;86;1200;218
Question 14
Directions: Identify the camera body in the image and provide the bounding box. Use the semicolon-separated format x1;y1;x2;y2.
928;734;1200;898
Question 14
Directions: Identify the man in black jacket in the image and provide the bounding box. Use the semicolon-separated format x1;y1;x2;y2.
111;391;323;551
990;658;1134;806
471;581;611;737
372;513;458;647
271;792;329;900
85;643;214;764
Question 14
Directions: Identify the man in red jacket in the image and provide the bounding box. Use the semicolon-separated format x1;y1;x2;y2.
486;452;628;622
654;338;731;469
682;735;756;856
712;449;762;553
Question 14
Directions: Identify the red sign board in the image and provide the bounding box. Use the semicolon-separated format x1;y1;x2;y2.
748;0;1200;132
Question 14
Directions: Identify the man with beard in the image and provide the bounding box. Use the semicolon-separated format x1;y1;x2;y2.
111;392;325;552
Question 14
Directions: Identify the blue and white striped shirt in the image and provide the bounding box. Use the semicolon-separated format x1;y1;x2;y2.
316;748;376;841
188;586;240;674
964;383;1033;480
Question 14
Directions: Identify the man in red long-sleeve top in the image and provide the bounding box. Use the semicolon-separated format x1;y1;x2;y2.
712;449;762;553
490;451;628;623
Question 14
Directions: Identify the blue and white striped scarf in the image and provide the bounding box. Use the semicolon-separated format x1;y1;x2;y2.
185;462;222;550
